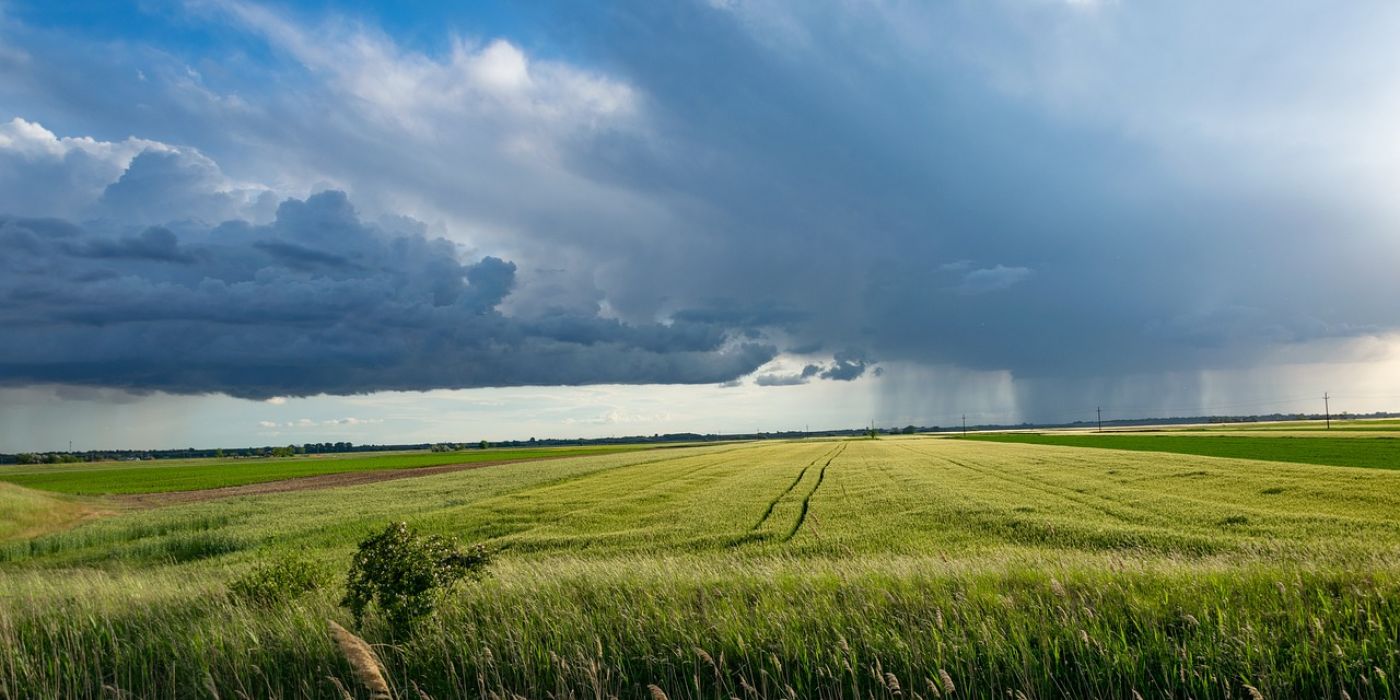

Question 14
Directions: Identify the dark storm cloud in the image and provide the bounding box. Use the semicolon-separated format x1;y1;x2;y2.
251;240;356;270
5;1;1400;415
817;352;869;382
669;304;807;330
755;353;870;387
541;0;1400;396
0;192;776;398
74;227;197;264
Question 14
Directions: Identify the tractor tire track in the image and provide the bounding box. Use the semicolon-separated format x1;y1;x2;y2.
750;445;841;531
784;442;846;542
494;447;775;540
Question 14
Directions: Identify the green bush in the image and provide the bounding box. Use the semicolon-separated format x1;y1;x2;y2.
229;557;327;605
341;522;490;637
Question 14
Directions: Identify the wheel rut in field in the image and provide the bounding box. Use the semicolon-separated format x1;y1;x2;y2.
749;445;840;531
783;443;846;542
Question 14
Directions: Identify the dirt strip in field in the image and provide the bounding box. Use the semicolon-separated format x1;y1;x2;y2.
116;455;580;508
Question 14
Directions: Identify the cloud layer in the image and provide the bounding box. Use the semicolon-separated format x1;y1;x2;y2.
0;180;775;397
3;1;1400;414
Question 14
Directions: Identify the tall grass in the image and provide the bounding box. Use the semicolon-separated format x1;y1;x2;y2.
2;557;1397;698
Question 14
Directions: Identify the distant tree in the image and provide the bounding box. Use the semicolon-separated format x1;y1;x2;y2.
902;425;918;435
479;440;489;450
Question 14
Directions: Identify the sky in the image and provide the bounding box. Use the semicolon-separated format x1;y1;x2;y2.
4;0;1400;451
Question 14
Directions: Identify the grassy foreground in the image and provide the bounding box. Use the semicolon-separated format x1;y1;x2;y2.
3;438;1399;698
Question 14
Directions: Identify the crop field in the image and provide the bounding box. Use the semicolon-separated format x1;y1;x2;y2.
0;444;654;495
1181;419;1400;432
2;437;1399;698
958;432;1400;470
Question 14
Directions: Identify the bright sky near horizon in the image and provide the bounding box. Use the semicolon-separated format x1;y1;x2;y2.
4;1;1400;451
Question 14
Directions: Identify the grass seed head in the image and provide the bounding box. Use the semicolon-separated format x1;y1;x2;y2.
328;619;392;700
925;677;943;698
885;672;902;694
939;669;956;696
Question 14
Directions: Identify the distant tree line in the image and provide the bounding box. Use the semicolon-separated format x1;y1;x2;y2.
5;411;1396;464
3;441;369;465
11;453;86;465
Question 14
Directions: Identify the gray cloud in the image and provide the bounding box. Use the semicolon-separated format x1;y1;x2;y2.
754;372;808;387
0;191;776;398
955;265;1032;295
817;352;870;382
73;227;197;264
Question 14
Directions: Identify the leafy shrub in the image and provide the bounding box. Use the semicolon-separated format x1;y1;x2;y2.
341;522;491;636
229;557;328;605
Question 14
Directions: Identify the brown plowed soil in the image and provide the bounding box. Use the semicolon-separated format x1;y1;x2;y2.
116;455;573;508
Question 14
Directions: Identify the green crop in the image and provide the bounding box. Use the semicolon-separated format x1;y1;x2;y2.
0;444;654;495
957;432;1400;470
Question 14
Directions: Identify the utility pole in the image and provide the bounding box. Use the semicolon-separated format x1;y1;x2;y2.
962;414;967;436
1324;392;1330;430
1097;406;1103;433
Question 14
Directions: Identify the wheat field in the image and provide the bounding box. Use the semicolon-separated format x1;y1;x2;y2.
2;437;1399;698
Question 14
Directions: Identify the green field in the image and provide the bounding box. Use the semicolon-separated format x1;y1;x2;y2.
3;438;1399;698
957;432;1400;470
0;444;653;495
1188;418;1400;432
